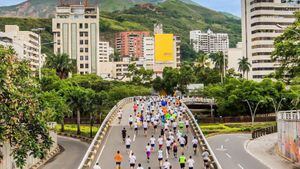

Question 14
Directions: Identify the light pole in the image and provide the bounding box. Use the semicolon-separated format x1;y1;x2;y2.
243;99;264;127
276;24;300;36
270;97;286;114
31;28;45;80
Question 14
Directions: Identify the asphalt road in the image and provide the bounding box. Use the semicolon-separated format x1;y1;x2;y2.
96;103;205;169
41;136;89;169
207;134;269;169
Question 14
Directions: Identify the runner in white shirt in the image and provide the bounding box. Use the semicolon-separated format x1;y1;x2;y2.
150;135;156;151
157;136;164;150
158;148;164;167
143;120;148;136
185;119;190;132
125;136;132;152
145;143;151;162
166;138;172;154
117;110;122;124
187;156;195;169
129;153;136;169
179;136;186;151
128;115;134;128
172;121;177;132
192;137;199;155
163;159;172;169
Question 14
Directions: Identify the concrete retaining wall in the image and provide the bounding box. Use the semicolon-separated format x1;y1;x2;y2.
277;119;300;164
0;131;57;169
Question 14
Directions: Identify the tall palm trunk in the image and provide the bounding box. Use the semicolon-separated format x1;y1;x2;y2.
77;109;81;135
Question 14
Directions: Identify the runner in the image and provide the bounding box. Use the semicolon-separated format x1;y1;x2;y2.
114;151;123;169
150;135;156;151
134;121;138;135
145;143;151;163
202;150;210;169
172;141;178;158
129;152;136;169
187;156;195;169
125;136;131;153
166;138;172;154
158;148;164;168
163;159;172;169
157;135;164;150
121;128;126;143
185;119;189;132
192;137;198;155
179;153;186;169
143;120;148;137
129;115;133;128
178;136;186;152
117;109;123;124
137;163;144;169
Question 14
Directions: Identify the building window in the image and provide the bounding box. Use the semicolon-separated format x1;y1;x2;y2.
57;48;61;53
85;56;88;60
57;32;61;37
85;40;88;44
85;32;88;37
79;23;83;29
57;23;60;29
80;48;84;52
85;23;88;29
80;56;84;60
80;64;84;68
80;72;84;75
85;48;88;52
85;64;89;68
80;32;84;37
57;40;61;45
80;40;84;45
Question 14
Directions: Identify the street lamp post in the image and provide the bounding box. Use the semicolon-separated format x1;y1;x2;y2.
276;24;300;36
270;97;286;114
243;99;264;127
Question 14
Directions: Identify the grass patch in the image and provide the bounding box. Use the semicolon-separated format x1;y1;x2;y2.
200;122;276;137
55;124;100;138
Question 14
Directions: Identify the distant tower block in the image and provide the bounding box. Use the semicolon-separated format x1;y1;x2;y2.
154;23;163;34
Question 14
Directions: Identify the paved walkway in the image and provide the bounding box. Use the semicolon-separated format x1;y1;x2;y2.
96;102;204;168
41;136;89;169
245;133;300;169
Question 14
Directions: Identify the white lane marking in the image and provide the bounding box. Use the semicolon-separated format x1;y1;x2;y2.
216;145;227;151
225;153;231;159
133;134;136;142
96;125;113;163
225;138;230;142
238;164;244;169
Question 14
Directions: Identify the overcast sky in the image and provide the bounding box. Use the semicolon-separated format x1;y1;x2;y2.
0;0;241;17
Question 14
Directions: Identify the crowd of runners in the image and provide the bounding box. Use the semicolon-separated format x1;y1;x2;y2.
94;96;210;169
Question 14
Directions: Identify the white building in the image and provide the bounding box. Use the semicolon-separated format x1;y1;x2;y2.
241;0;300;81
0;25;42;72
228;42;243;75
190;29;229;55
143;37;155;70
52;4;99;75
98;41;113;63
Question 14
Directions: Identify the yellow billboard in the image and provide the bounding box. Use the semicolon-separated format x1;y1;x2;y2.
155;34;174;62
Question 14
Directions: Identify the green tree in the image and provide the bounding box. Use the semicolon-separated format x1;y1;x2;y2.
45;53;76;79
180;42;198;61
0;45;52;168
127;63;154;86
178;63;196;93
272;11;300;83
162;67;180;95
238;57;251;79
209;52;226;84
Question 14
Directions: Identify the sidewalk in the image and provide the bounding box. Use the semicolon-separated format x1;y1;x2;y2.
245;133;300;169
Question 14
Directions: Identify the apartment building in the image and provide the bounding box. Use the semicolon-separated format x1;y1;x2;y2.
190;29;229;55
52;4;99;75
115;31;150;58
0;25;42;72
143;37;155;70
241;0;300;80
99;41;113;62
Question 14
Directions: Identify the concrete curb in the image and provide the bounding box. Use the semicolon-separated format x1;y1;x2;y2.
58;132;93;143
29;146;61;169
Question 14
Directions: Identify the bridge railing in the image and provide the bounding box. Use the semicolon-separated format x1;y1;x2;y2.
181;97;215;104
181;101;222;169
277;110;300;121
77;97;133;169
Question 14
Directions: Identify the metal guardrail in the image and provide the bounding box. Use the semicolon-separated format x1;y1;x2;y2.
251;125;277;139
181;97;215;104
277;110;300;121
181;101;222;169
77;97;133;169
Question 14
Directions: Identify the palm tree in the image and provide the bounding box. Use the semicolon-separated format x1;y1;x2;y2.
238;57;251;79
45;53;76;79
209;52;226;83
195;52;210;68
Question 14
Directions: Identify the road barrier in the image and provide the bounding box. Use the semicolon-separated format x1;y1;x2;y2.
181;101;222;169
251;125;277;139
77;97;133;169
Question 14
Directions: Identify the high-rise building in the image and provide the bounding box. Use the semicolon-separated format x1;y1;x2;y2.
52;4;99;75
241;0;300;80
228;42;243;75
0;25;42;72
190;29;229;55
115;31;150;58
143;37;155;70
98;41;113;63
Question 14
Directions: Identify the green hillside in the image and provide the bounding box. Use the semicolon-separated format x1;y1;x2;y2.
0;0;241;58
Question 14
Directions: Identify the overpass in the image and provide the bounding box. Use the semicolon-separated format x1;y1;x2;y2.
78;97;221;169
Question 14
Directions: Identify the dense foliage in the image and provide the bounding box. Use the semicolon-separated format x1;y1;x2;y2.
202;78;300;116
272;11;300;83
0;46;52;168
